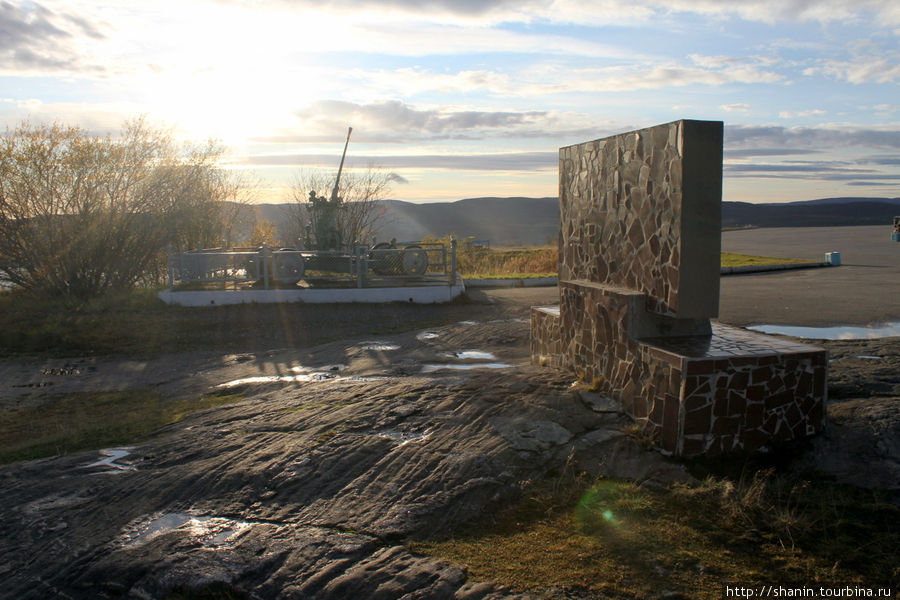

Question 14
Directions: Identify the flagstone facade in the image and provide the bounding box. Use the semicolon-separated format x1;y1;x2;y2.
531;120;827;457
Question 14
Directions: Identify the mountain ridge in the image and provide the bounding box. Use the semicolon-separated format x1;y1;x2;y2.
247;196;900;247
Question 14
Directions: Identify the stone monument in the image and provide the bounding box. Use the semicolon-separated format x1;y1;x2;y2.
532;120;827;457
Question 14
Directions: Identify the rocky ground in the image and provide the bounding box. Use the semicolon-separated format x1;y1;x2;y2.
0;289;898;599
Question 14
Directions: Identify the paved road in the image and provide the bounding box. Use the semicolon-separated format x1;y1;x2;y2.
719;225;899;327
473;225;899;328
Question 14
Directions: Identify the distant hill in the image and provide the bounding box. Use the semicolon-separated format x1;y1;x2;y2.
721;198;900;228
377;197;559;246
243;196;900;247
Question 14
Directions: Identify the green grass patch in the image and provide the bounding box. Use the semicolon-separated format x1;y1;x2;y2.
0;389;245;464
439;241;810;279
411;470;900;598
721;252;814;268
463;272;558;280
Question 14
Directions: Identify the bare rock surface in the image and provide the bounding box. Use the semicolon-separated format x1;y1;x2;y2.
0;316;691;599
0;289;897;599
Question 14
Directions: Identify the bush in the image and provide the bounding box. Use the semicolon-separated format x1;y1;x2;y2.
0;118;249;299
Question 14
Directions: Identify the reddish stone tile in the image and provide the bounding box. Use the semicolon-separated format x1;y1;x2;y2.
808;401;824;429
765;390;794;411
713;399;729;417
751;366;773;385
747;385;766;402
728;392;747;415
683;405;712;435
712;416;741;435
744;403;764;428
685;359;715;375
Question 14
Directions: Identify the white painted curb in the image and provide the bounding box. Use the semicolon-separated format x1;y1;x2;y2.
464;277;558;288
159;284;467;306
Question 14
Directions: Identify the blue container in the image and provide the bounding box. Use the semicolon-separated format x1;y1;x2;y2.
892;232;900;242
825;252;841;266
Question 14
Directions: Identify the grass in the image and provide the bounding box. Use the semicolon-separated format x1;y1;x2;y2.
411;468;900;598
721;252;815;268
0;389;245;464
456;245;558;279
0;286;473;358
451;244;812;279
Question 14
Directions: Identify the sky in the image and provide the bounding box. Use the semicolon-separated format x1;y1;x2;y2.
1;0;900;204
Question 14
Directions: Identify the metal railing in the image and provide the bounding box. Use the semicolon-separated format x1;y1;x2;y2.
167;239;458;290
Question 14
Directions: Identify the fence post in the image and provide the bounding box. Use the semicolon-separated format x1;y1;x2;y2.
450;237;457;286
261;243;270;290
355;242;364;288
167;244;174;289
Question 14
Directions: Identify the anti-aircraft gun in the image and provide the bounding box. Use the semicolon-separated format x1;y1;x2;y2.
266;127;429;284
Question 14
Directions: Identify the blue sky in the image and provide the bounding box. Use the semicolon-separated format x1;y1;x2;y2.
2;0;899;203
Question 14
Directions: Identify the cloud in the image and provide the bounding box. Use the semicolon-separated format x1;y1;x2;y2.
340;56;785;102
251;100;602;144
0;1;106;74
721;104;751;112
254;0;900;26
778;109;826;119
240;151;559;171
723;148;820;158
725;125;900;150
387;172;410;184
803;40;900;84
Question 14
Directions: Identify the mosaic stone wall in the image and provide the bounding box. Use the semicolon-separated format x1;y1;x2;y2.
530;306;562;368
531;120;828;456
538;281;827;456
558;120;722;319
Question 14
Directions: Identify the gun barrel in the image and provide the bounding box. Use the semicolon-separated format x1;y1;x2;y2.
331;126;353;202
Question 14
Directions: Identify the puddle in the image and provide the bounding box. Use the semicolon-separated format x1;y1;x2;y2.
747;321;900;340
440;350;497;360
291;364;347;373
41;366;81;376
458;320;478;326
218;373;338;387
853;355;883;360
421;362;513;373
416;331;441;341
375;428;432;446
218;373;388;389
359;342;401;351
118;512;251;548
83;448;134;473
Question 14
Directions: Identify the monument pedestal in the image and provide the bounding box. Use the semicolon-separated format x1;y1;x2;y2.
531;291;828;457
531;285;827;457
532;120;827;457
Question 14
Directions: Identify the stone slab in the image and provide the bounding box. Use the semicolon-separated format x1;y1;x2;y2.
558;120;723;319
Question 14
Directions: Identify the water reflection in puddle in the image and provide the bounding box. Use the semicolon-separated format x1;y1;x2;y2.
747;321;900;340
83;448;134;473
853;355;883;360
375;429;432;446
291;364;347;374
420;362;512;373
119;512;250;548
217;374;334;387
416;331;440;341
359;342;401;351
440;350;497;360
218;372;386;389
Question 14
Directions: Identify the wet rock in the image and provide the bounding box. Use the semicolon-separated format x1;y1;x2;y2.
492;417;573;452
796;396;900;490
576;390;620;413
